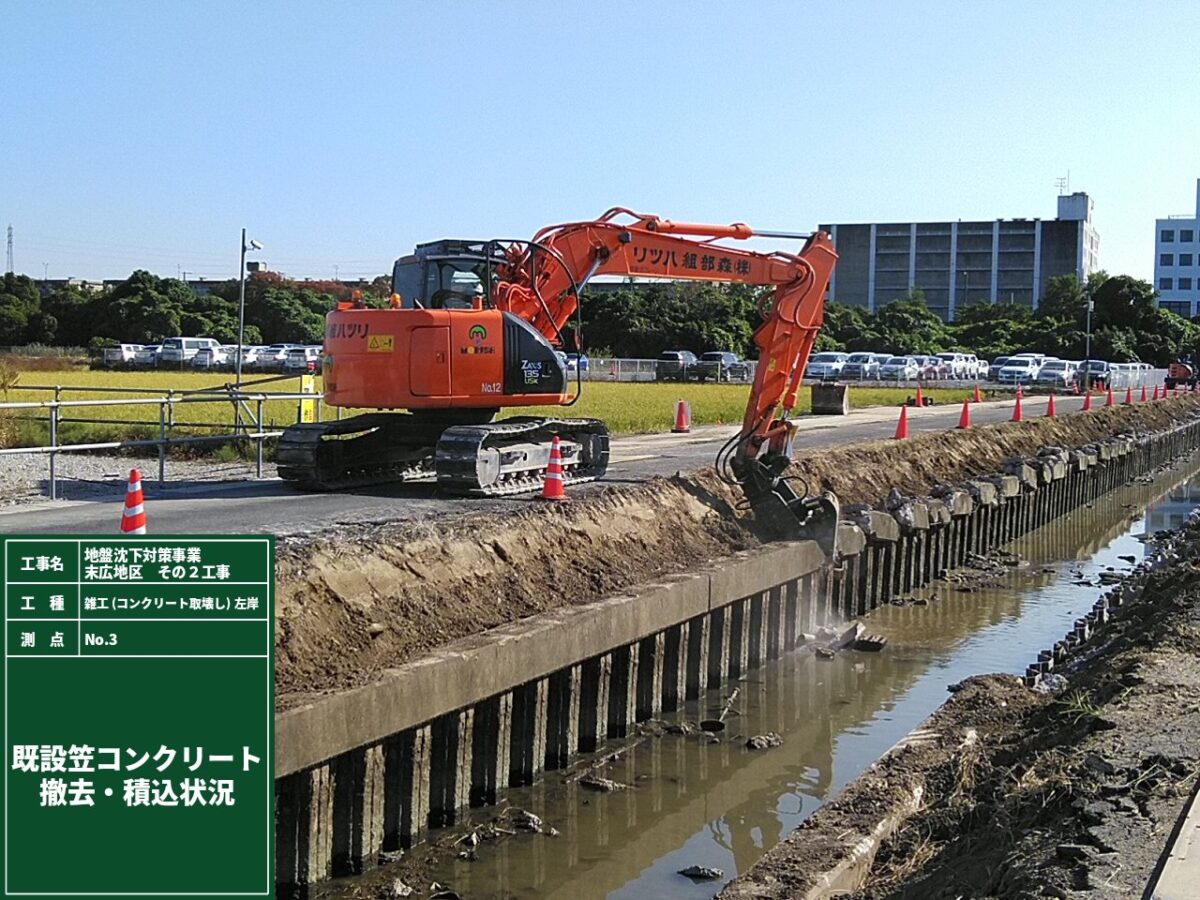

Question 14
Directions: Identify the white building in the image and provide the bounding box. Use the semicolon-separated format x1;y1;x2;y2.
1154;179;1200;317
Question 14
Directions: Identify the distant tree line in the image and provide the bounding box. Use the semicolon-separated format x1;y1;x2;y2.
577;272;1200;367
1;267;1196;367
0;270;390;349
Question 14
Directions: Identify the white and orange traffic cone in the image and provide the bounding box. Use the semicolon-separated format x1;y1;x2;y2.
914;384;924;407
671;399;691;433
541;436;567;501
121;468;146;534
894;404;909;440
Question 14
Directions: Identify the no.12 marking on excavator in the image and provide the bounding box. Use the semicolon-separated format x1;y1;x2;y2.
367;334;394;352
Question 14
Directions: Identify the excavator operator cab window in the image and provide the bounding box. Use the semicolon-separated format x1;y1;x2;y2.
391;258;423;309
426;259;489;310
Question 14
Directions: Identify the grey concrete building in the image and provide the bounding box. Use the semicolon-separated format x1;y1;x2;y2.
820;191;1100;320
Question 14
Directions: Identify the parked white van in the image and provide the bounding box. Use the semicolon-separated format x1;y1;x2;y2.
102;343;143;366
159;337;221;366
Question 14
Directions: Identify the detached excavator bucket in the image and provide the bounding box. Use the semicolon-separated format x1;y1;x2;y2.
810;382;849;415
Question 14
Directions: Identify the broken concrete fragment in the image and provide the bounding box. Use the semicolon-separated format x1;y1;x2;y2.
983;474;1021;499
964;479;999;506
1002;459;1038;489
854;510;901;542
894;500;930;532
836;522;866;558
853;634;889;652
925;498;951;526
579;775;628;792
835;622;865;648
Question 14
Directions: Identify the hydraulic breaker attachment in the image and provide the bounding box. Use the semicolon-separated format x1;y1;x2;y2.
735;452;841;558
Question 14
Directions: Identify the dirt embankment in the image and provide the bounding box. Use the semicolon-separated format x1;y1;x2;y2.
275;399;1200;711
724;521;1200;900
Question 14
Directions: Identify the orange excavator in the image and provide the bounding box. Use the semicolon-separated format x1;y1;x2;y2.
278;208;839;545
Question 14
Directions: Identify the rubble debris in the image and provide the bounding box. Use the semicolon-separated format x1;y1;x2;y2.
678;865;724;881
745;733;784;750
579;775;628;792
387;878;413;898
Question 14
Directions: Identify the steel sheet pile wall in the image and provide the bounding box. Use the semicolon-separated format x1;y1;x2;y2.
274;418;1200;896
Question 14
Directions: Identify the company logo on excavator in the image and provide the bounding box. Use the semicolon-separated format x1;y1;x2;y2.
462;323;495;355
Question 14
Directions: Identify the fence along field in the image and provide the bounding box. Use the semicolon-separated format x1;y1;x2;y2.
0;369;983;450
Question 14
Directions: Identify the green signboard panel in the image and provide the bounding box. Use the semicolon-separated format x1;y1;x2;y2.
2;537;273;898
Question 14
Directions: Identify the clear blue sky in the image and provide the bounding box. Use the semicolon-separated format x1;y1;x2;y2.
3;1;1197;283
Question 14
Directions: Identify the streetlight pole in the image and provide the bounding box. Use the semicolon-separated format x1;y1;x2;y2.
236;228;263;391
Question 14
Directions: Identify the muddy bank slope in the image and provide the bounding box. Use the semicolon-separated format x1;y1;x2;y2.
276;399;1200;710
722;519;1200;900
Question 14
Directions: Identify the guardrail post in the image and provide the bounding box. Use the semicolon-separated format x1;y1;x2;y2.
48;387;60;501
158;400;167;485
256;398;265;479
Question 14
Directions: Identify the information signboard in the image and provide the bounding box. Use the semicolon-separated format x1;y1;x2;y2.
2;536;273;898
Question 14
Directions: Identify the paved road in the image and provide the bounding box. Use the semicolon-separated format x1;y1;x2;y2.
0;394;1094;535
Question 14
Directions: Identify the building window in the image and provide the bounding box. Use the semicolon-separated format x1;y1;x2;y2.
1162;229;1175;242
1163;301;1191;316
1161;253;1174;266
1160;277;1173;290
1183;230;1195;242
1181;277;1194;290
1182;254;1195;267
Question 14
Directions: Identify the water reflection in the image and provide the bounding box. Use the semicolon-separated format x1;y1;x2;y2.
323;459;1200;900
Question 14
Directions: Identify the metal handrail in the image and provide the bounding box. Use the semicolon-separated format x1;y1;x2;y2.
0;385;324;501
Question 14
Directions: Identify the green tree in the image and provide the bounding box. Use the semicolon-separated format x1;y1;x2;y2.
874;290;951;354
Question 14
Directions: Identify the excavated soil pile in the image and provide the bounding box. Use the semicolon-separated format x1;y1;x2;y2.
789;398;1199;507
275;399;1200;710
726;522;1200;900
275;475;758;709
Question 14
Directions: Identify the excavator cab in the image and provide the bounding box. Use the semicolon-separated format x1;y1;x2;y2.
390;240;505;311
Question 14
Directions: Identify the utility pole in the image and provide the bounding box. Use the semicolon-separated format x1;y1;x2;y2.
5;225;12;274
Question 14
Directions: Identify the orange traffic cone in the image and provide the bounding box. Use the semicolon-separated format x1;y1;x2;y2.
541;435;567;501
914;384;924;407
894;404;909;440
973;383;983;403
671;399;691;433
1073;380;1080;395
957;398;971;429
1012;390;1023;422
1046;392;1056;417
1106;386;1115;407
1082;390;1092;411
1140;385;1148;403
121;468;146;534
1152;384;1159;400
1124;386;1134;405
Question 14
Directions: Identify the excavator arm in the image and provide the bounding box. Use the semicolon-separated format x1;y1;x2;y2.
493;208;841;551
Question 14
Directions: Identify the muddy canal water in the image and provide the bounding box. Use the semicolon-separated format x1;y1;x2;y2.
320;458;1200;900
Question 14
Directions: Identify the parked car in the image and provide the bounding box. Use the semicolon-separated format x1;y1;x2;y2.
804;351;849;379
133;344;161;368
962;353;986;379
101;343;143;367
936;352;970;379
159;336;221;366
229;345;265;370
914;355;949;380
840;351;882;380
690;351;750;382
192;345;232;370
997;356;1041;384
1035;359;1078;389
987;356;1011;381
879;355;920;381
655;350;698;382
565;353;590;373
254;343;303;372
284;346;322;374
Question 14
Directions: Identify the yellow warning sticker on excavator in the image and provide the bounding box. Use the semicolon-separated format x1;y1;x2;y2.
367;335;394;353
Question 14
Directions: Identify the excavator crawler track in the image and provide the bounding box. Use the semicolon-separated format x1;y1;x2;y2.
435;417;609;496
278;413;609;496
